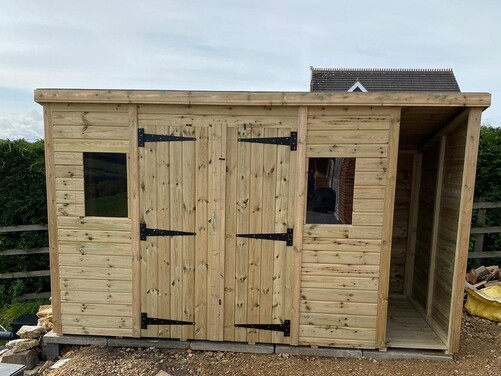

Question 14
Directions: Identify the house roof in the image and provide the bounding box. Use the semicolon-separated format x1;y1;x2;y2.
310;68;461;92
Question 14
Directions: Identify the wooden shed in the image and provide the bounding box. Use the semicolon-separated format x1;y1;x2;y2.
35;88;490;354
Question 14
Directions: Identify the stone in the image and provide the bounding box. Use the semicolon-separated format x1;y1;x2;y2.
16;325;48;339
38;317;54;330
0;348;39;370
5;339;39;353
50;358;71;369
37;305;52;318
155;371;172;376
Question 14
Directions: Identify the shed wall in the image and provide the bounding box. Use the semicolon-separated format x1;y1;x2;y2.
299;106;395;348
50;103;133;336
431;121;468;334
389;153;413;293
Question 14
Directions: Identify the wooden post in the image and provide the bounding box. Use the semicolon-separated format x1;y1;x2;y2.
426;136;446;316
291;106;308;345
403;153;422;296
128;105;141;337
448;108;482;353
43;104;62;334
375;107;401;349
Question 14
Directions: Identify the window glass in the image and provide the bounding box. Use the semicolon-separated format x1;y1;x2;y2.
83;153;128;217
306;157;355;224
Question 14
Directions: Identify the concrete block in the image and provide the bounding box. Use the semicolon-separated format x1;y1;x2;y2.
43;331;107;346
362;349;453;362
108;338;190;349
190;341;274;354
275;345;362;358
0;349;39;370
43;343;60;361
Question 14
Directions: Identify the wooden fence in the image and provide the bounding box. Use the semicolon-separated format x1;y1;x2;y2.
469;201;501;259
0;224;51;300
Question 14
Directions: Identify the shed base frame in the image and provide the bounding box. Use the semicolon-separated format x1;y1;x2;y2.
42;331;452;362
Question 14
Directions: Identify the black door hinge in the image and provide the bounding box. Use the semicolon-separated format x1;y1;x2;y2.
141;313;194;329
140;223;196;241
138;128;196;147
235;320;290;337
236;228;293;246
238;131;297;151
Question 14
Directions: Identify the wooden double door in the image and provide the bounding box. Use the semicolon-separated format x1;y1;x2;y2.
139;120;297;344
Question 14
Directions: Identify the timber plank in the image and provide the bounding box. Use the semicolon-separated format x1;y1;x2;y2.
223;127;237;341
52;111;129;126
258;127;277;344
61;303;132;316
62;315;132;329
63;326;131;337
302;250;380;265
57;229;132;243
60;290;132;304
182;125;196;340
57;216;131;231
307;144;388;158
60;279;132;293
55;165;83;178
300;313;377;328
60;266;132;281
301;275;378;290
247;127;264;344
300;301;377;316
59;254;131;269
195;126;209;339
273;127;292;344
307;130;389;144
302;263;379;276
300;325;376;341
235;126;251;342
54;152;83;166
300;288;378;303
54;139;129;153
303;225;382;239
53;125;129;140
58;242;131;256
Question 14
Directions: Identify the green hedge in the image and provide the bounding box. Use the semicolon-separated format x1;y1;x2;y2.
473;126;501;258
0;139;50;304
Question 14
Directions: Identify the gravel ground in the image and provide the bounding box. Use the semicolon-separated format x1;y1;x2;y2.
40;314;501;376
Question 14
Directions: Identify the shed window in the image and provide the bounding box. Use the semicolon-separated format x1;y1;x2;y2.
306;157;355;224
83;152;128;217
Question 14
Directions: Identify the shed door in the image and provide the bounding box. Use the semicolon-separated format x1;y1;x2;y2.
223;125;297;344
139;123;225;340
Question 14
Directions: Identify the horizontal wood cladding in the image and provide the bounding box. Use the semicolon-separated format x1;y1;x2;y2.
303;225;382;239
48;104;134;338
299;108;390;348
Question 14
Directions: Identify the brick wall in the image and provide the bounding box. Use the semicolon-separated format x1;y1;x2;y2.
338;158;355;224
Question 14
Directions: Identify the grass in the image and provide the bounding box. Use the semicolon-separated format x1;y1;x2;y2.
0;299;49;331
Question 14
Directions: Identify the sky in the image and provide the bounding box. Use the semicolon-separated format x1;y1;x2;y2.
0;0;500;140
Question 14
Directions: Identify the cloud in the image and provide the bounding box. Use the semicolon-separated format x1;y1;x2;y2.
0;109;43;141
